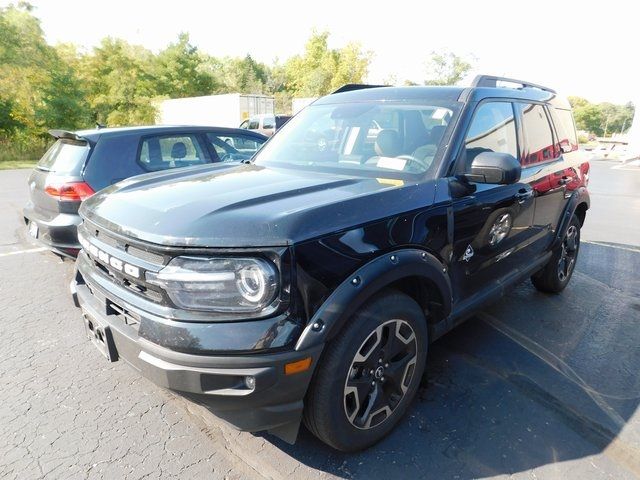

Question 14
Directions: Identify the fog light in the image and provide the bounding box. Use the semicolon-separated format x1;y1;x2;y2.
244;376;256;389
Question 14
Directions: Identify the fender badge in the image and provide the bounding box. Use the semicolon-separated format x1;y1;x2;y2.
463;245;474;262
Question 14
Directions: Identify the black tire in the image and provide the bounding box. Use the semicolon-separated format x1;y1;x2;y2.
303;290;428;452
531;214;581;293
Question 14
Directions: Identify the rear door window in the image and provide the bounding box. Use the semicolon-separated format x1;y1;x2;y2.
519;103;558;165
37;139;90;174
206;133;266;162
138;134;209;171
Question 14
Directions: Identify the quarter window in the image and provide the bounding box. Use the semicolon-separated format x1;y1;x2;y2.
552;108;579;153
464;102;518;168
519;104;557;165
138;134;207;171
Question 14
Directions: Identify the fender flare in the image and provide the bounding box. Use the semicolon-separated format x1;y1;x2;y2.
552;187;590;249
294;248;453;351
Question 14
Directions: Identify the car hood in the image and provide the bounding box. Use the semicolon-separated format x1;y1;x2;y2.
80;163;437;248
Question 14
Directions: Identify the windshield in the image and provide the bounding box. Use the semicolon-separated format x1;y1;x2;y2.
254;101;459;177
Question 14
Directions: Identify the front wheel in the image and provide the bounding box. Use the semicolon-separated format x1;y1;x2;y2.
303;291;428;451
531;214;581;293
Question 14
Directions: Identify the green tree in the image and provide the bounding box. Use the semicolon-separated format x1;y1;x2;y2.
568;96;589;109
153;33;218;98
219;54;269;94
599;102;634;135
423;51;472;86
284;31;371;97
80;38;157;125
574;104;604;136
36;63;92;130
0;4;54;136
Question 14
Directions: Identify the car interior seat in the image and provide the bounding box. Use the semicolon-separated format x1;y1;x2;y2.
171;142;187;160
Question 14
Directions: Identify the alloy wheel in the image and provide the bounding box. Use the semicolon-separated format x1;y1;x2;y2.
558;224;579;281
343;319;418;430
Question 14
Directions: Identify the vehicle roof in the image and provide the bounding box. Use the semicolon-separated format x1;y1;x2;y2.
314;85;572;109
73;125;268;141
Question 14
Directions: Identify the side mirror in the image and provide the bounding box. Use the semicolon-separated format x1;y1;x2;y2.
464;152;521;185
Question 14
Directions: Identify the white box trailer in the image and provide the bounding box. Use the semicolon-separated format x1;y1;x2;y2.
158;93;275;128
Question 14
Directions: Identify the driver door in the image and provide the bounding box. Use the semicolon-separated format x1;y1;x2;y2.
448;101;538;305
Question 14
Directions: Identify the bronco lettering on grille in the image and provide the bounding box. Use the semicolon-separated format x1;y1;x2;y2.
78;232;140;279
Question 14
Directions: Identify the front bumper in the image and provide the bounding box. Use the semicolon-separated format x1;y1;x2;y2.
23;204;81;257
71;254;322;441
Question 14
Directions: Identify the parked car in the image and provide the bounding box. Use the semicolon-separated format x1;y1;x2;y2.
23;125;267;257
71;77;589;451
240;114;291;136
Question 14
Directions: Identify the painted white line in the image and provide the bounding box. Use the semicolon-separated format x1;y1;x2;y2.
0;247;47;258
612;160;640;170
583;241;640;253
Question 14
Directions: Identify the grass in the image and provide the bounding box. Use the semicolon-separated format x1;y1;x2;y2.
0;159;38;170
0;137;49;170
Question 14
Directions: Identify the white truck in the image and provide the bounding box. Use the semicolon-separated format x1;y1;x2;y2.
158;94;275;128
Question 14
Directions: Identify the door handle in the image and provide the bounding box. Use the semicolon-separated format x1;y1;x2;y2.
515;189;534;204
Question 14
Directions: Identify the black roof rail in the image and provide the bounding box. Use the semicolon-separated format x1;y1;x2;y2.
331;84;387;94
471;75;556;94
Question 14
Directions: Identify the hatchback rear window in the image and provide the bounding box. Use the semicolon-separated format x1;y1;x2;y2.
37;139;90;173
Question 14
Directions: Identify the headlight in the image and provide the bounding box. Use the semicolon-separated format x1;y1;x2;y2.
146;256;278;313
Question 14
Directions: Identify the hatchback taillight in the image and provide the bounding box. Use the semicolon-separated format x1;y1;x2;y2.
44;181;95;202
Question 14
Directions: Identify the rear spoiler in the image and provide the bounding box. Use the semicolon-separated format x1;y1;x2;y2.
48;129;88;143
331;84;387;94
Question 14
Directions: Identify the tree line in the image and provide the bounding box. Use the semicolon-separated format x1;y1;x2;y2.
569;97;634;139
0;3;374;157
0;3;633;162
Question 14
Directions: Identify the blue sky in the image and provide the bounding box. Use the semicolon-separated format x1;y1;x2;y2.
5;0;636;104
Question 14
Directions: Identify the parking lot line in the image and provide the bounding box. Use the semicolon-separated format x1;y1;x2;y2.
0;247;47;258
583;241;640;253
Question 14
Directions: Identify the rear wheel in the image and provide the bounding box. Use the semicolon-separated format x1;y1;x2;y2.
304;291;428;451
531;214;581;293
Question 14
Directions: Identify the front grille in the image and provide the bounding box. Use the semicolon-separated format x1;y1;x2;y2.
79;223;168;304
126;245;165;265
96;230;119;248
90;226;167;266
90;256;164;302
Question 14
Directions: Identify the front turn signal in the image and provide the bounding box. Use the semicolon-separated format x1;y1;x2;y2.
284;357;312;375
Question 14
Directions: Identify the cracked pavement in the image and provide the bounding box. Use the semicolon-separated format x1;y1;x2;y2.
1;160;640;479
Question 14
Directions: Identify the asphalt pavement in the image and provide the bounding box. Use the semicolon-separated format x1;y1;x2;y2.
0;160;639;479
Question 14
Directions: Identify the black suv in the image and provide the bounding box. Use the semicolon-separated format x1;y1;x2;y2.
71;76;590;452
23;126;266;257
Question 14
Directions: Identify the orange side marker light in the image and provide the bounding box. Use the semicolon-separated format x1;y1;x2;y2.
284;357;312;375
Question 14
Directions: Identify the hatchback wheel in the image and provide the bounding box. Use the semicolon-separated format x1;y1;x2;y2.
304;291;427;451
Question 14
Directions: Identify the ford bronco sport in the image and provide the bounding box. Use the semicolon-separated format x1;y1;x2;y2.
71;76;590;452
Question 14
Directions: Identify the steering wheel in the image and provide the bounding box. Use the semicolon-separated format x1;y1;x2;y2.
220;153;232;162
397;155;430;172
